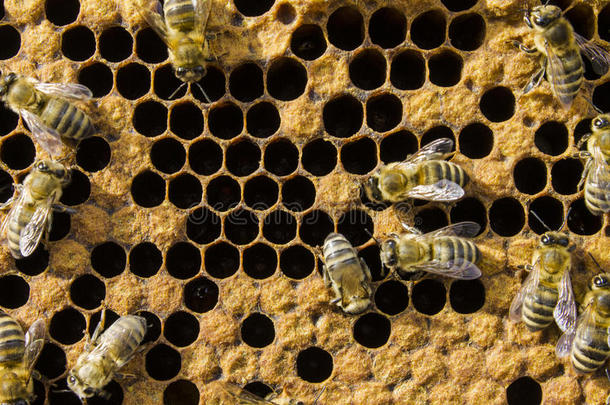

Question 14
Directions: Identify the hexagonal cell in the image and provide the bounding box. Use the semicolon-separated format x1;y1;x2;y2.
551;158;583;195
349;49;386;90
264;140;299;176
164;380;199;405
133;101;167;137
189;139;223;175
45;0;80;25
528;196;564;234
78;63;113;98
208;103;243;140
1;134;35;170
136;27;167;63
489;198;525;237
514;158;547;195
411;10;446;50
243;243;277;279
480;86;515;122
241;313;275;348
506;376;542;405
187;207;221;245
280;245;315;279
534;121;568;156
354;313;391;348
458;123;493;159
390;50;426;90
168;173;202;209
166;242;201;279
229;62;264;102
267;57;307;101
568;198;602;235
129;242;163;278
302;139;337;176
205;242;240;278
327;6;364;51
296;347;333;383
246;102;281;138
91;242;126;278
131;171;165;207
100;26;134;62
116;63;151;99
244;175;279;210
323;94;363;138
291;24;327;60
146;344;181;381
151;138;186;174
428;49;463;87
235;0;274;16
164;311;199;347
184;277;219;312
170;102;204;140
369;7;406;49
411;279;446;315
449;279;485;314
0;274;29;308
448;13;485;51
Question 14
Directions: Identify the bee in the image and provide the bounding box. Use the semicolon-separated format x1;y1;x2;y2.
135;0;213;101
364;138;468;204
322;232;372;314
67;311;147;402
514;4;610;109
0;159;72;259
220;383;325;405
0;311;45;405
0;73;94;157
380;221;481;280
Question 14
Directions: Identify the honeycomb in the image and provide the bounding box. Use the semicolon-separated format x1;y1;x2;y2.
0;0;609;403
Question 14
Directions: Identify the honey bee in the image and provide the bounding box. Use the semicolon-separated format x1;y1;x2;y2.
67;311;147;402
514;5;610;109
0;73;94;157
380;221;481;280
364;138;468;204
322;233;372;314
0;159;72;259
220;383;325;405
0;311;45;405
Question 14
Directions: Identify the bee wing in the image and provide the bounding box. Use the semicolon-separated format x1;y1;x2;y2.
420;221;480;239
405;179;465;201
553;267;577;333
192;0;212;38
24;319;46;376
33;82;92;101
556;303;594;358
574;33;610;76
589;146;610;189
411;258;481;280
221;383;274;404
406;138;454;163
509;260;540;323
134;0;169;43
0;188;26;243
544;41;576;109
19;196;53;257
20;110;64;157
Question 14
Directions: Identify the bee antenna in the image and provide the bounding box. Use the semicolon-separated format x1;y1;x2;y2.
194;82;211;103
589;252;604;272
364;228;380;245
169;82;187;100
312;386;326;404
529;209;553;232
560;206;572;230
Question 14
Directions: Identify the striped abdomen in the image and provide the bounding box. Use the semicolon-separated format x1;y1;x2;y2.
96;315;147;366
323;233;360;275
430;237;480;268
522;283;559;332
548;47;583;106
164;0;196;32
40;98;93;142
421;161;469;188
6;204;36;259
572;325;610;373
584;166;610;215
0;311;25;363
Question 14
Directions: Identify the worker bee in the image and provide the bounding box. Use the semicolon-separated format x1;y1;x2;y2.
0;159;72;259
220;383;325;405
135;0;213;101
364;138;468;204
0;73;94;157
322;233;372;314
514;4;610;109
0;311;45;405
67;311;147;402
380;221;481;280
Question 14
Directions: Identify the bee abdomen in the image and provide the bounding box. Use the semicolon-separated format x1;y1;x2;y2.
6;207;34;259
521;284;558;332
423;161;469;188
552;49;584;101
323;233;359;273
41;98;93;141
572;329;610;373
164;0;196;32
432;237;479;267
0;312;25;362
585;178;610;215
101;315;147;362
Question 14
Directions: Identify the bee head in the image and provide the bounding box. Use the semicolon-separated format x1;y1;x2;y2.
592;115;610;131
364;176;383;203
592;273;610;290
175;65;206;83
67;371;97;400
527;5;561;29
540;231;571;249
0;73;16;97
380;237;398;268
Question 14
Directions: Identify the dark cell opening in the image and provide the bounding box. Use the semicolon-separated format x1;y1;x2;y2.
337;209;373;247
514;158;547;195
590;81;610;112
600;4;610;42
411;10;446;49
489;198;525;236
0;274;29;308
137;311;162;344
168;173;202;209
234;0;274;16
130;242;162;278
166;242;201;280
415;208;449;234
574;118;592;150
60;169;90;206
296;347;333;383
302;139;337;176
77;136;111;172
291;24;327;60
131;170;165;207
50;307;85;345
184;277;219;313
225;209;259;245
116;63;151;99
412;279;446;315
49;210;70;242
62;26;95;61
136;27;168;63
380;130;418;164
459;123;493;159
205;242;240;278
15;246;48;276
375;280;409;315
244;243;277;279
88;310;119;338
244;382;273;400
507;376;542;405
33;380;45;405
164;311;199;347
450;198;487;235
449;279;485;313
170;102;204;140
146;344;181;381
0;104;18;135
369;7;406;49
241;313;275;348
100;26;133;63
35;343;66;379
568;198;602;235
227;140;261;177
282;176;315;212
70;274;105;310
196;66;226;103
565;3;595;40
421;126;456;148
340;138;378;175
133;101;167;137
551;158;583;195
349;49;387;90
276;3;296;24
535;121;568;156
0;170;11;204
267;57;307;101
280;245;314;279
300;210;334;247
353;313;391;348
88;380;123;405
247;102;281;138
164;380;199;405
323;94;363;138
189;139;223;175
244;175;278;210
264;140;299;176
151;138;186;174
528;197;564;234
441;0;478;12
154;64;186;100
327;7;364;51
206;175;241;212
78;63;113;98
449;13;485;51
229;63;264;102
91;242;126;278
45;0;80;25
1;133;35;170
390;50;426;90
359;244;384;281
263;210;297;244
209;103;243;140
480;86;515;122
366;93;402;132
48;380;79;405
428;49;463;87
187;207;221;245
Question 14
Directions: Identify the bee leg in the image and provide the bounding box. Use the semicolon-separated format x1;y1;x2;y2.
511;40;538;54
577;158;592;190
360;258;372;282
576;133;592;150
52;204;77;214
0;197;13;210
322;264;331;288
523;64;546;94
87;309;106;350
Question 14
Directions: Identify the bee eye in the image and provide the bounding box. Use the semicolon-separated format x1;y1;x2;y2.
37;162;47;171
541;235;550;244
194;66;205;75
84;387;95;395
176;67;187;77
595;276;607;287
68;375;76;384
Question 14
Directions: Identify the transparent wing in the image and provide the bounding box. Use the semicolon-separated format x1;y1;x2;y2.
406;138;454;163
588;146;610;191
575;33;610;76
34;82;92;101
418;221;480;239
410;258;481;280
193;0;212;38
405;179;465;201
20;110;64;157
0;189;25;243
24;319;46;377
544;41;577;109
221;383;273;404
557;303;595;358
509;260;540;323
554;267;577;333
134;0;169;43
19;197;53;257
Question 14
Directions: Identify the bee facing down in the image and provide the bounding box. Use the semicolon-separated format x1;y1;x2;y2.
220;383;325;405
0;159;72;259
0;73;94;157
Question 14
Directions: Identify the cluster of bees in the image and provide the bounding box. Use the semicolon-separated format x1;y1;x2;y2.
0;0;608;403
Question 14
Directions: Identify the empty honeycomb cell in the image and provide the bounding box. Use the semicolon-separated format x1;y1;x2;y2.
428;49;463;87
170;102;204;140
136;27;167;63
189;139;223;175
129;242;162;278
327;7;364;51
0;170;12;202
229;63;264;102
263;210;297;244
337;209;373;247
375;280;409;316
1;133;35;170
117;63;151;100
534;121;568;156
565;3;595;39
71;274;105;309
89;380;123;405
441;0;478;11
76;136;111;172
99;26;133;63
151;138;186;174
15;247;48;276
48;381;79;405
61;26;95;61
449;279;485;314
50;307;85;345
227;140;261;177
354;312;391;348
0;274;28;308
204;242;240;278
514;158;547;195
349;49;387;90
234;0;274;16
244;175;278;210
489;198;525;236
359;244;384;281
290;24;327;60
411;279;446;315
35;342;66;379
246;102;280;138
207;175;241;211
551;158;582;195
366;93;402;132
600;4;610;42
146;344;182;381
390;50;426;90
45;0;79;25
299;209;334;247
60;169;90;206
243;243;277;279
244;382;273;399
528;197;564;234
0;25;19;60
166;242;201;279
450;198;487;234
91;242;126;278
131;170;165;207
154;64;187;100
448;13;485;51
280;244;314;279
267;57;308;101
276;3;296;24
264;140;299;176
138;310;163;343
458;123;494;159
302;139;337;176
164;311;199;347
323;94;363;138
49;211;71;241
33;381;45;405
415;207;449;233
568;198;602;235
89;309;120;337
241;313;275;348
411;10;446;50
208;103;243;140
480;86;515;122
592;81;610;113
197;66;227;103
506;376;542;405
184;277;219;312
422;126;455;148
187;207;221;245
164;380;199;405
573;118;592;149
282;176;315;211
168;173;202;209
296;347;333;383
0;105;18;135
133;101;168;137
225;209;259;245
78;63;113;98
380;130;418;164
369;7;406;49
